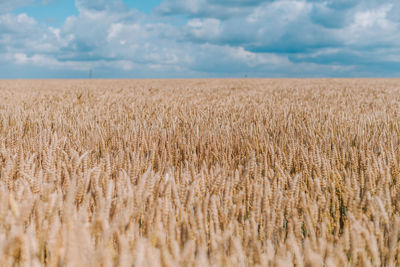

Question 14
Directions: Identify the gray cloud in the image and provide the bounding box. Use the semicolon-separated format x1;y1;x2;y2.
156;0;267;19
75;0;127;12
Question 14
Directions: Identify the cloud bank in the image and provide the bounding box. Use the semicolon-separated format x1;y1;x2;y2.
1;0;400;78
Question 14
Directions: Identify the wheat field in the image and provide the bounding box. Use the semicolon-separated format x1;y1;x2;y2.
0;79;399;266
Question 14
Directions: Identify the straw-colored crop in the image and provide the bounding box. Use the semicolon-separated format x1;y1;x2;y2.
0;79;399;266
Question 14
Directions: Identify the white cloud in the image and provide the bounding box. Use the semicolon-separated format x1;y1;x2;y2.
187;18;221;39
1;0;400;77
16;13;36;25
343;4;399;45
247;1;311;23
14;53;28;64
353;5;393;29
107;23;123;40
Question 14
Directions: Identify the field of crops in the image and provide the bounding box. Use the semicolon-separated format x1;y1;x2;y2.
0;79;399;266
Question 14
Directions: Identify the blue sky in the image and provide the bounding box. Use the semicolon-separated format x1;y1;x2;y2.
1;0;400;78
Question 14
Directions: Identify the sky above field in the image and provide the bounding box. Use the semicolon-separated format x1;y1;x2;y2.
1;0;400;78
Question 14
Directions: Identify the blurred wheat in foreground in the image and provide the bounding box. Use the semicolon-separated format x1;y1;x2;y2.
0;79;400;266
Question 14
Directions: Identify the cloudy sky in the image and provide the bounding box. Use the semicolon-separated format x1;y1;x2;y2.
0;0;399;78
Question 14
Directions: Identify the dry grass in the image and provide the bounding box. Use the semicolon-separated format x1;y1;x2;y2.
0;78;399;266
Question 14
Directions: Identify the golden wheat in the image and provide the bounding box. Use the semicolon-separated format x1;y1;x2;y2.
0;78;399;266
